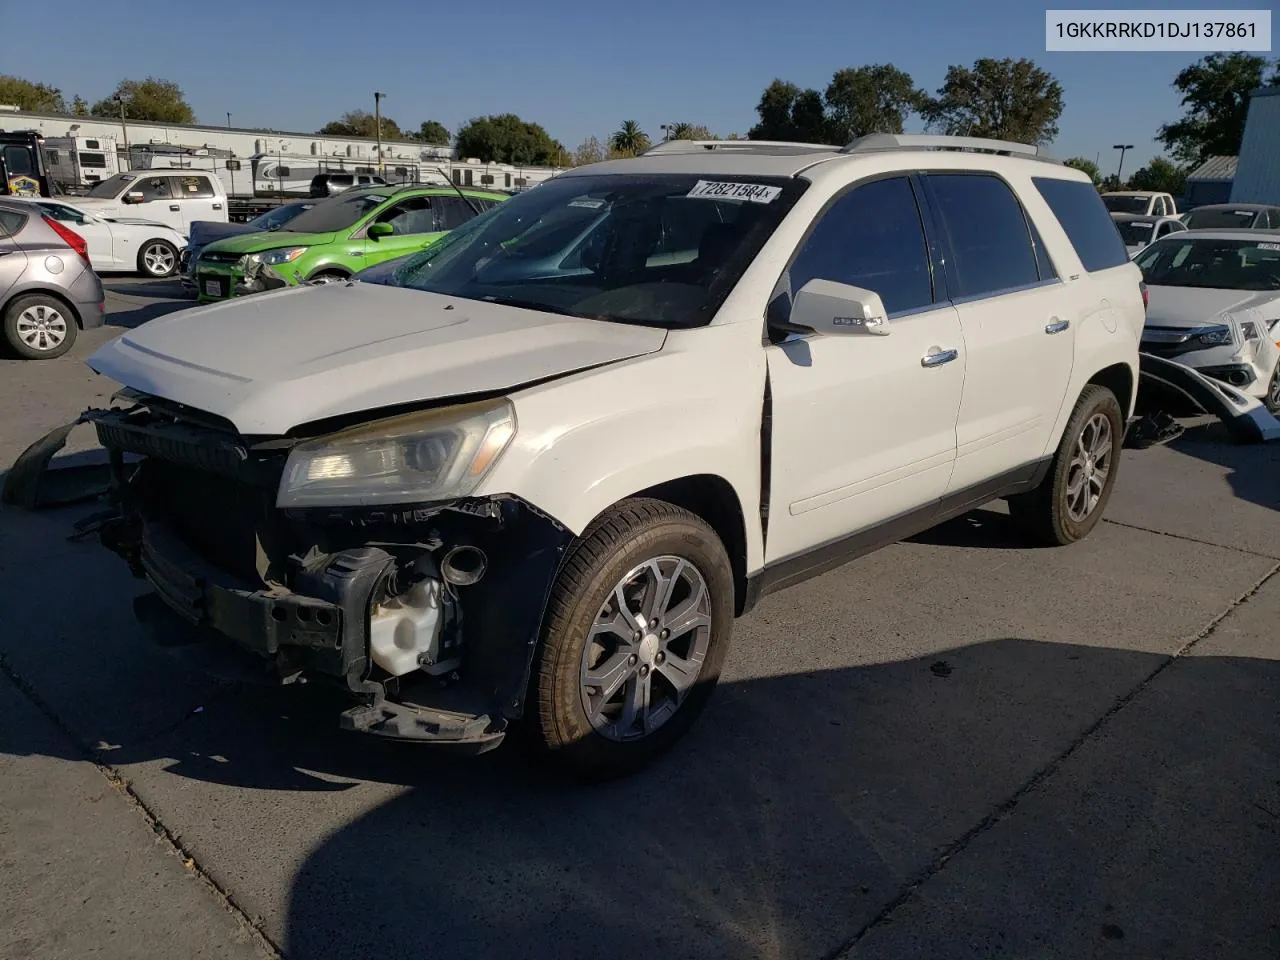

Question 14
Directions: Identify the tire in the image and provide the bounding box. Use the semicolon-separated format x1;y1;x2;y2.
308;270;348;285
1264;359;1280;415
137;239;179;278
1008;384;1123;546
531;498;735;780
3;293;78;360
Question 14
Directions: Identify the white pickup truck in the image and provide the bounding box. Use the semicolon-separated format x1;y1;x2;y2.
1101;191;1178;218
69;170;228;234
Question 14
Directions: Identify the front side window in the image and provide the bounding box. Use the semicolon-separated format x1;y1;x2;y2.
133;177;174;202
927;173;1041;299
383;173;806;328
786;176;934;315
1134;238;1280;291
1034;177;1132;273
283;192;388;233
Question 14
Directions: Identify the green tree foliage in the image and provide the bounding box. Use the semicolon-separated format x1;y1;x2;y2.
0;75;65;113
71;95;88;116
1158;54;1280;165
666;123;715;140
413;120;450;145
921;57;1064;145
1127;157;1188;195
90;78;194;123
318;110;404;140
609;120;651;156
572;136;606;165
455;114;565;164
824;64;925;141
1063;156;1101;184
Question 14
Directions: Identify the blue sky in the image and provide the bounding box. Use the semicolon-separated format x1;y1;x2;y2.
9;0;1274;172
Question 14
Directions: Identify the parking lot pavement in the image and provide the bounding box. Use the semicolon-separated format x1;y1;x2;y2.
1;280;1277;959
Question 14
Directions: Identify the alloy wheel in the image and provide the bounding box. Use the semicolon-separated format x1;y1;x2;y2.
1065;412;1113;522
143;242;176;276
15;304;68;353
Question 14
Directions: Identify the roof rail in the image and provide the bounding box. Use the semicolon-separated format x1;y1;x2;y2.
642;139;839;157
841;134;1060;163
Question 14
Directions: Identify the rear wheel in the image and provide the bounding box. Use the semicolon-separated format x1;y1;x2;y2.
532;499;735;780
137;239;178;278
1264;359;1280;415
1009;384;1123;546
3;294;78;360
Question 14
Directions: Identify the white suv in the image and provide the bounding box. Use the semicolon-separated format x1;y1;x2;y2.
17;135;1144;778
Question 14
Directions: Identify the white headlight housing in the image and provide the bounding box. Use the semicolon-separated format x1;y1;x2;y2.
277;398;516;508
260;246;308;265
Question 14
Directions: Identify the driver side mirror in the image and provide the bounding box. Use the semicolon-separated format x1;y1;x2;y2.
122;191;145;205
776;279;891;337
368;222;394;240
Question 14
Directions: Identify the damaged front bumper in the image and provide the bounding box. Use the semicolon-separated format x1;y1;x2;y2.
4;402;573;750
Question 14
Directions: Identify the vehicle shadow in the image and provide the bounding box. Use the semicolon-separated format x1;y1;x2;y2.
906;505;1045;550
1166;421;1280;512
103;280;189;299
105;300;193;330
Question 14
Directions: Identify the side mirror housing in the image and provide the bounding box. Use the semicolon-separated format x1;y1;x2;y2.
776;278;891;337
122;191;145;205
368;222;394;240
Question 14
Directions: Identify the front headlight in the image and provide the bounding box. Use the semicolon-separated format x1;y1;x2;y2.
277;398;517;508
260;247;307;266
1197;325;1233;347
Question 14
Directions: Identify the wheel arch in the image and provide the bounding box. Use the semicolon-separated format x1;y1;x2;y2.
305;264;353;281
1087;361;1136;420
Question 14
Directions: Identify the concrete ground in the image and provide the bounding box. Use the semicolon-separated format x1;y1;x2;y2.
1;277;1277;960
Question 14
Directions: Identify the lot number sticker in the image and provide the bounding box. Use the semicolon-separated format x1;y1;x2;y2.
686;180;782;204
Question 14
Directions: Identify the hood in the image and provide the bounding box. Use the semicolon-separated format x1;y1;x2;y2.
86;282;668;435
201;230;338;254
1144;286;1280;330
189;220;253;247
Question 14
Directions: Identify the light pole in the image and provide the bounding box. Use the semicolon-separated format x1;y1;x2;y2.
373;91;385;176
226;112;232;128
1113;143;1134;184
113;94;129;167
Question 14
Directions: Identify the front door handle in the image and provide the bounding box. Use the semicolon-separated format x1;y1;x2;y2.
169;204;180;211
212;202;223;210
921;348;959;368
1045;318;1070;334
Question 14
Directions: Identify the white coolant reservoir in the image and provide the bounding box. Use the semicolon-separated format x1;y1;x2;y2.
368;579;451;677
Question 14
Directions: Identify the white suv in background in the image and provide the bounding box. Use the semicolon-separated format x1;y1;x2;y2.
23;134;1144;779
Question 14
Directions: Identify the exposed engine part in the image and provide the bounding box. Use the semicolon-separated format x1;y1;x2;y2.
368;578;460;677
440;545;487;586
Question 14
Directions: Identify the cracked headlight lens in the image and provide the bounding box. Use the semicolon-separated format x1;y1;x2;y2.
278;398;516;508
260;247;308;266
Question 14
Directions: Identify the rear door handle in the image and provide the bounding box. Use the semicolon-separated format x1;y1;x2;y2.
921;348;959;368
169;204;180;211
1045;319;1070;334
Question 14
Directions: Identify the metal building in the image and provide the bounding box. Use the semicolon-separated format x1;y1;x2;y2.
1184;155;1236;208
1230;85;1280;204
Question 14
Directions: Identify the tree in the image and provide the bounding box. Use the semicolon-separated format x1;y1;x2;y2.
573;136;606;166
1063;156;1101;184
454;113;564;164
71;95;88;117
748;79;836;143
318;110;404;140
666;123;715;140
0;75;65;113
1127;157;1188;195
609;120;650;156
824;64;925;141
90;78;194;123
1158;54;1280;165
413;120;450;145
921;57;1064;145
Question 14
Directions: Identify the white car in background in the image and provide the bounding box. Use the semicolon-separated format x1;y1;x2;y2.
13;197;187;278
1134;230;1280;412
1111;212;1187;255
1101;191;1178;218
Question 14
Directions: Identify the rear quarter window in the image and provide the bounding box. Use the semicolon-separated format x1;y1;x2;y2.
0;210;28;234
1032;177;1131;273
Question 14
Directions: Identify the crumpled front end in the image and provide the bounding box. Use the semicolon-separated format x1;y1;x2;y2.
7;396;573;749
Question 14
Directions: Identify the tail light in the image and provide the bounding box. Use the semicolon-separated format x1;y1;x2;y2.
41;214;91;267
1139;281;1149;311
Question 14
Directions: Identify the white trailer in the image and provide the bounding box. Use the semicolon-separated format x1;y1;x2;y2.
43;135;121;189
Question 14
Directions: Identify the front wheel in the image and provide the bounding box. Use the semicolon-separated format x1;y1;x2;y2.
532;499;735;780
138;239;179;278
1009;384;1123;546
1264;358;1280;415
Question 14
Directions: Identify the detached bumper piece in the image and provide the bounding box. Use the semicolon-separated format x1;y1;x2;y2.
1137;353;1280;443
340;700;504;750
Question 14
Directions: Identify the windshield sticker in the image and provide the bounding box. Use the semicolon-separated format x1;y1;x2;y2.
1258;242;1280;251
568;198;605;209
686;180;782;204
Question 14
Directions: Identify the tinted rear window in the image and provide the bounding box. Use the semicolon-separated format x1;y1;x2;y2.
1033;177;1131;272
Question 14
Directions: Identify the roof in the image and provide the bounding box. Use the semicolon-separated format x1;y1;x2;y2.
1249;84;1280;99
1186;156;1238;181
1155;228;1280;241
1110;212;1180;223
1186;202;1277;212
1101;190;1166;197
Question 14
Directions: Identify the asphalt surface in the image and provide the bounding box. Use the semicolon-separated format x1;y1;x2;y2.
1;276;1278;959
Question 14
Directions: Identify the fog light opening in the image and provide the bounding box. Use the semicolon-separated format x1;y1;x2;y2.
440;545;487;587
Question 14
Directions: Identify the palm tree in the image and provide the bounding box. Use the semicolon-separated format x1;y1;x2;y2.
668;122;696;140
609;121;651;157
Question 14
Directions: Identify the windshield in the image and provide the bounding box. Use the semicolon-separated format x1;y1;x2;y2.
1115;220;1156;246
378;173;806;328
85;173;135;199
282;192;388;233
1182;207;1259;230
1134;237;1280;291
250;202;315;231
1103;195;1150;214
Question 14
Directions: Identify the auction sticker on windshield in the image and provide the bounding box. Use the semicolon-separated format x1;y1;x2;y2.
686;180;782;203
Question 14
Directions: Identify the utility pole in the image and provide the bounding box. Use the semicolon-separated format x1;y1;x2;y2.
1113;143;1134;184
226;112;232;128
114;94;130;168
373;91;385;176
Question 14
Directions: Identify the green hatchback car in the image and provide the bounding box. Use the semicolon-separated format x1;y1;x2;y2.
193;185;508;301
